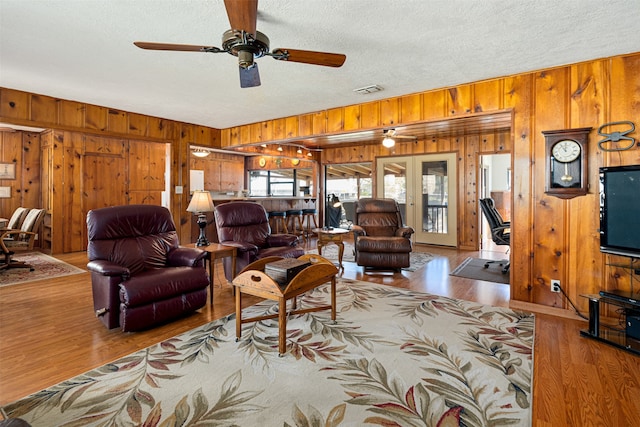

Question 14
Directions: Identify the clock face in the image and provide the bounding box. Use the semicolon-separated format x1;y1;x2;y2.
258;158;266;167
551;139;581;162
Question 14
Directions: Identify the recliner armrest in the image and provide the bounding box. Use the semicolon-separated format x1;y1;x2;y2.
267;234;299;247
351;225;366;238
167;247;207;267
87;260;130;278
396;226;415;239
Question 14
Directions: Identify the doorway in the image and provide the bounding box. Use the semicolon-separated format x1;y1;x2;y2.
377;153;457;246
479;153;511;251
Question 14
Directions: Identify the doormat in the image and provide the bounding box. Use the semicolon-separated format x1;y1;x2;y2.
450;257;510;284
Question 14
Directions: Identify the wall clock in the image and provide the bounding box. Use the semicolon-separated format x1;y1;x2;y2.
543;127;591;199
259;157;266;168
291;158;300;166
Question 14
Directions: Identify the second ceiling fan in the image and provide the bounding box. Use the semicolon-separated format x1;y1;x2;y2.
134;0;346;88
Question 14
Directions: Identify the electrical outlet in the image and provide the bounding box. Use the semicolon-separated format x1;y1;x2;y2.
551;279;561;293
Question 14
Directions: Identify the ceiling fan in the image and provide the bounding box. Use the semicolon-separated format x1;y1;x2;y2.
382;129;417;148
133;0;346;88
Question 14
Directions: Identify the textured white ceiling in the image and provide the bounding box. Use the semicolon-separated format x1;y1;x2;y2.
1;0;639;130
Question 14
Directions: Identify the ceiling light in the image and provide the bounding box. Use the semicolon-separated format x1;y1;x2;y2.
260;144;267;148
297;148;303;154
192;149;210;157
382;136;395;148
307;151;313;157
277;145;283;152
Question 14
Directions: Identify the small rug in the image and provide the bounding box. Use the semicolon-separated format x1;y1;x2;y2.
308;241;434;271
1;279;534;426
0;252;86;287
450;257;510;284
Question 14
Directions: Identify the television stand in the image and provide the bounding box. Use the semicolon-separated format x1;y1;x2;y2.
580;292;640;356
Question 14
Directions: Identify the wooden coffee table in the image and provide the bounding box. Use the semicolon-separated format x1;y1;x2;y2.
232;255;338;356
313;227;350;267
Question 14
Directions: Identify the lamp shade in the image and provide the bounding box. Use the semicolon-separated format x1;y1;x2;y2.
187;191;214;213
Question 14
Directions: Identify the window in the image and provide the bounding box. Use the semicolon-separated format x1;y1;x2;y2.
249;168;313;196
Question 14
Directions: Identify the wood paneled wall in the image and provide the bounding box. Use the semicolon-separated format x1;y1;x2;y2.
217;52;640;314
0;131;41;220
0;87;222;243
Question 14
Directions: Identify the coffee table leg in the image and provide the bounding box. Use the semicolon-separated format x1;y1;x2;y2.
317;241;324;256
331;277;336;322
209;255;214;305
278;297;287;356
235;287;242;341
337;241;345;268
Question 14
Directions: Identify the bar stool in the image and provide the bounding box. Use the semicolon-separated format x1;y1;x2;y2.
268;211;288;234
286;209;304;239
302;208;318;238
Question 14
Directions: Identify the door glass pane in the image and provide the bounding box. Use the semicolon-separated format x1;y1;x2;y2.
422;161;448;234
382;162;407;222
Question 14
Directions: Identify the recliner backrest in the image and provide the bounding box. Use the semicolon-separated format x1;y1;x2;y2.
86;205;179;275
355;198;403;237
214;201;270;248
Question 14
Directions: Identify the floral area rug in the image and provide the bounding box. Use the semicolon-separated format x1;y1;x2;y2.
1;279;534;426
308;242;434;272
0;252;86;287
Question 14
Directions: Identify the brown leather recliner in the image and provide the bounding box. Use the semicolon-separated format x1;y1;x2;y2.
214;201;305;280
86;204;209;332
352;198;414;270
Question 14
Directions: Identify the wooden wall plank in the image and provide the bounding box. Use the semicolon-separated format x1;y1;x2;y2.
343;105;361;131
0;89;29;119
360;101;380;129
400;93;422;124
84;104;108;131
30;94;58;124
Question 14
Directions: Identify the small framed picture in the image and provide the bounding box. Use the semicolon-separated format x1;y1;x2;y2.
0;163;16;180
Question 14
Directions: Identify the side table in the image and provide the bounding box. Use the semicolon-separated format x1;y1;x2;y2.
184;243;237;305
313;227;350;267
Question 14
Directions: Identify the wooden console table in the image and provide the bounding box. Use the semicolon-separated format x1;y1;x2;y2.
232;254;338;356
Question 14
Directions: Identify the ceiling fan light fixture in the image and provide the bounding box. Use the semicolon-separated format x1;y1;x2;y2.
382;136;395;148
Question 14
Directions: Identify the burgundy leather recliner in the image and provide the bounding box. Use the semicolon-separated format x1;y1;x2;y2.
352;198;414;270
86;205;209;332
214;201;305;281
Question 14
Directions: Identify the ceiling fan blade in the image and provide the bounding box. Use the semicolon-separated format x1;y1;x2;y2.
272;48;346;67
224;0;258;36
134;41;221;52
239;64;261;88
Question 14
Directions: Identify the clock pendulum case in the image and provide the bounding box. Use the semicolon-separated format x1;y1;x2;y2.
542;127;592;199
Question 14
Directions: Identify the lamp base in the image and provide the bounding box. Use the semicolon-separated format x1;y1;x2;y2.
195;214;209;247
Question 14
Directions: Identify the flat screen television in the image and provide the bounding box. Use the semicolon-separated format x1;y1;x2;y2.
599;164;640;258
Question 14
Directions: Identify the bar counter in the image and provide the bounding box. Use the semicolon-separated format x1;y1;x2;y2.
211;196;317;212
194;196;318;244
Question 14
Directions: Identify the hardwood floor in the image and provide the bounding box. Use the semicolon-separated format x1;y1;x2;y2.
1;241;638;426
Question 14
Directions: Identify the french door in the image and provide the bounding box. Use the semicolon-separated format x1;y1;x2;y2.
377;153;457;246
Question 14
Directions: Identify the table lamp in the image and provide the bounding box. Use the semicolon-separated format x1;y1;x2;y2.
187;190;215;246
